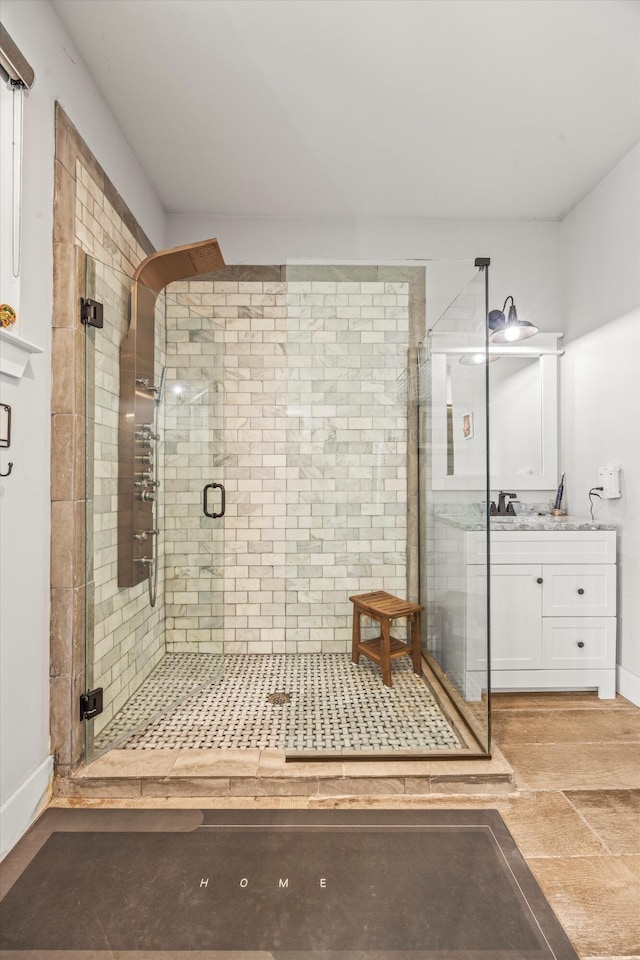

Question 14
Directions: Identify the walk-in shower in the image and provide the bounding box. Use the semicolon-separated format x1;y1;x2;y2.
81;255;491;761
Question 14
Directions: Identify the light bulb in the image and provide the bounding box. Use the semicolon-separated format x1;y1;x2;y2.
503;325;521;342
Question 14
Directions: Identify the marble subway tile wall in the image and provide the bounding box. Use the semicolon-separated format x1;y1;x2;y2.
161;281;230;655
285;280;408;652
75;161;166;737
164;277;409;655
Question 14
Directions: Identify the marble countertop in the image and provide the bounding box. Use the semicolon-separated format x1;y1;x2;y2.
436;514;616;532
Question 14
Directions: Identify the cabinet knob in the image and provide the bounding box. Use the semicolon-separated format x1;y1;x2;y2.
536;577;543;584
577;641;585;648
577;588;585;595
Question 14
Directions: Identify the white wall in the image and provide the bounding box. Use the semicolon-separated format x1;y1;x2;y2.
0;0;164;859
561;143;640;705
167;214;563;333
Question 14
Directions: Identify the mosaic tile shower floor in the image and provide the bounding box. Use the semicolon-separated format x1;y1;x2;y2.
100;653;463;753
94;653;224;751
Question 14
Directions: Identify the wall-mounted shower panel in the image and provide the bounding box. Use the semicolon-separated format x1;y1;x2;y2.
118;238;225;588
118;282;158;585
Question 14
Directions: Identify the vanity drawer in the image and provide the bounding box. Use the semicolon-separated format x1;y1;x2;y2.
542;565;616;617
542;618;616;668
489;531;616;565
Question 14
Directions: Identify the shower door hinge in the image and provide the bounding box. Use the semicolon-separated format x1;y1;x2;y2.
80;297;104;328
80;688;103;720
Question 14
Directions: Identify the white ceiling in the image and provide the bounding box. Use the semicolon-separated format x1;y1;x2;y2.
52;0;640;221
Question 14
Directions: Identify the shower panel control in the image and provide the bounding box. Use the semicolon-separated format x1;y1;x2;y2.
136;379;162;398
135;427;160;442
133;528;159;542
135;421;160;519
134;472;160;488
119;333;160;585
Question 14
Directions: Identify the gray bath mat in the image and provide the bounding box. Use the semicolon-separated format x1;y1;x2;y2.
0;808;578;958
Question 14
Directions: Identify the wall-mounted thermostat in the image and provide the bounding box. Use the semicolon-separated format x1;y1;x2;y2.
598;465;621;499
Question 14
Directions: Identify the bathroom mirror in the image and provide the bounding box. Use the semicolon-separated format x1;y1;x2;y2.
430;333;562;491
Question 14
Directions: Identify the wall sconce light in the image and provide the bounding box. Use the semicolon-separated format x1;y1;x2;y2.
489;296;538;343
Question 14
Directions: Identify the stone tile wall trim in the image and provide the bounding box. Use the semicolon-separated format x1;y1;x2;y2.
51;104;155;773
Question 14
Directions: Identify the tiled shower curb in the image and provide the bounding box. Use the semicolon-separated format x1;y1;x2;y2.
54;747;516;799
54;774;515;799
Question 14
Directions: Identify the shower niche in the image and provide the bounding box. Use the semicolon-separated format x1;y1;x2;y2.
118;238;225;587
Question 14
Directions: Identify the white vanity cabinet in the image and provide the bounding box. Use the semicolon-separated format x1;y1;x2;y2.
486;530;616;698
435;522;617;700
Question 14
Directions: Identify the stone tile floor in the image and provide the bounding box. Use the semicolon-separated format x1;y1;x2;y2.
490;692;640;960
56;690;640;959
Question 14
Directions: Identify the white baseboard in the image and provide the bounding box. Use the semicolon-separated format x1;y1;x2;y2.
0;755;54;860
617;663;640;707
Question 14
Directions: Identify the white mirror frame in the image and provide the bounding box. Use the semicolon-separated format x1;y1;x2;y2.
430;333;563;491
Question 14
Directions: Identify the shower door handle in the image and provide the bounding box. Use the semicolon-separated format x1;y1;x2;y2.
203;482;225;519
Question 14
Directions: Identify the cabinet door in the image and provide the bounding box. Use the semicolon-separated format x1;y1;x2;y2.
466;565;488;672
490;565;543;669
542;565;616;617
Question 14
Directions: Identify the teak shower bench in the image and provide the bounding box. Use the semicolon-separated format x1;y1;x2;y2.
349;590;424;687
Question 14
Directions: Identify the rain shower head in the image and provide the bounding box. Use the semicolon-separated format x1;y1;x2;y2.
133;238;226;293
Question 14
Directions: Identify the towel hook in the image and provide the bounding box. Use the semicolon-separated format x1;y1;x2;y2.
0;462;13;477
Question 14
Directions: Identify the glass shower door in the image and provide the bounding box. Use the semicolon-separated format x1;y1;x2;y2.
283;259;481;757
162;282;227;680
418;264;491;753
82;255;225;759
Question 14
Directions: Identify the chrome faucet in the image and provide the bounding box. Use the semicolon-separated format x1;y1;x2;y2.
490;491;518;516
